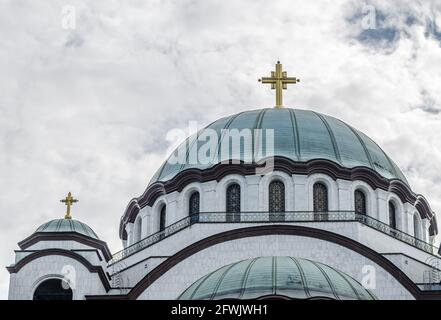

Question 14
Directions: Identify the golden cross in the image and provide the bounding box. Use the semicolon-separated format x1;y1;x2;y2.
60;192;78;219
259;61;300;108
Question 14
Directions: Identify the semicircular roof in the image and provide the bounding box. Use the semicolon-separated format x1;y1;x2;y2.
178;256;376;300
35;218;99;239
150;108;408;185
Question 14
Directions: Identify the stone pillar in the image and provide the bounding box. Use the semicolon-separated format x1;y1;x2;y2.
376;189;388;223
140;206;151;238
402;203;414;234
293;175;307;211
337;179;351;211
246;175;261;212
422;219;430;243
167;192;179;224
125;223;134;246
202;181;217;212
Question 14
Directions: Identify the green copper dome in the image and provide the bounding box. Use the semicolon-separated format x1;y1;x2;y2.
150;108;408;185
35;219;99;239
178;256;376;300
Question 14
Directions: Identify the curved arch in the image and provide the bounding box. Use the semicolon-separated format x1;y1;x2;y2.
33;278;73;300
354;189;367;215
313;182;329;212
388;196;403;230
350;181;375;217
389;201;397;230
226;183;241;222
307;174;337;211
31;274;76;300
188;191;200;223
152;197;168;234
126;225;430;300
268;180;286;221
259;171;293;211
134;216;143;243
6;249;110;292
217;174;247;212
179;182;203;215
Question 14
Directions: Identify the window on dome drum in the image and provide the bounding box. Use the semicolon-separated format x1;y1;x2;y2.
389;202;397;229
226;183;241;222
33;279;72;300
355;190;367;215
159;205;166;238
189;192;200;223
313;182;328;221
269;180;285;222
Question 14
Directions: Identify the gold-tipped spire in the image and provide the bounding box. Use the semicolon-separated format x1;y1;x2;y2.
259;61;300;108
60;192;78;219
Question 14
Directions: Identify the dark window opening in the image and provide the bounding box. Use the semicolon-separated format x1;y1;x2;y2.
226;183;241;222
313;182;328;221
189;192;200;223
269;180;285;222
33;279;72;301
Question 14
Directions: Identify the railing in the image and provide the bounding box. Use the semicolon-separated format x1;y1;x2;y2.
417;283;441;291
197;211;356;223
110;216;192;264
109;211;439;264
355;214;437;254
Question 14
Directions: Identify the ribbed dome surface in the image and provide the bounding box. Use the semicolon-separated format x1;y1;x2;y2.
35;219;99;239
178;256;376;300
151;108;408;185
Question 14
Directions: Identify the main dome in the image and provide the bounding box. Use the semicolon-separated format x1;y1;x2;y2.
178;256;376;300
150;108;408;185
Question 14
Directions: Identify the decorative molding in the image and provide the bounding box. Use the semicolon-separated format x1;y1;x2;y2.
18;232;112;262
119;157;437;239
6;248;111;292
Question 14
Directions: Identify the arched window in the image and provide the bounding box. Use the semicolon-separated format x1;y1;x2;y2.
189;192;200;223
159;205;166;232
413;214;421;240
313;182;328;221
389;202;397;229
226;183;241;222
269;180;285;222
135;216;142;243
33;279;72;300
354;190;367;215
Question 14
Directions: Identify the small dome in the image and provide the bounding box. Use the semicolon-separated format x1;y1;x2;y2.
151;108;408;185
178;256;376;300
35;219;99;240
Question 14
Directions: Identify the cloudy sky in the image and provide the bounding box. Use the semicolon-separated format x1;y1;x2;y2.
1;0;441;298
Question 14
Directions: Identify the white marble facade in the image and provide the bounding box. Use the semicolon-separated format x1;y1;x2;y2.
8;170;439;300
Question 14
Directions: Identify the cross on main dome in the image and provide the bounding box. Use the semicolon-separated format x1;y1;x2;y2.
259;61;300;108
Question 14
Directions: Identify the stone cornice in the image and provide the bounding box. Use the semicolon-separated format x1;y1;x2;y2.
18;232;112;262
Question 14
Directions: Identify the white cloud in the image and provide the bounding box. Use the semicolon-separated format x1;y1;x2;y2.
1;0;441;298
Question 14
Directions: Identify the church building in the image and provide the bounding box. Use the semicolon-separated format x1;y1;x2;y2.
7;62;441;300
